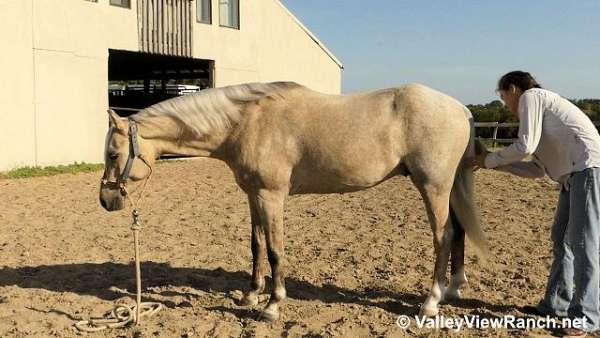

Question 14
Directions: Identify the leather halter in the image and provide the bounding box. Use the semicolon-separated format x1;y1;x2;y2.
101;119;150;196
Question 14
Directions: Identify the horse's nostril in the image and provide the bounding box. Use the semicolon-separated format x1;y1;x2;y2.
100;198;108;209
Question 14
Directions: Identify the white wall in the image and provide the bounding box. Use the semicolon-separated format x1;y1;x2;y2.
30;0;139;167
0;0;140;170
0;0;342;170
192;0;342;93
0;0;36;169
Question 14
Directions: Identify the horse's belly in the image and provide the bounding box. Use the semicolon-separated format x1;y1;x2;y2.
288;160;404;195
289;178;373;195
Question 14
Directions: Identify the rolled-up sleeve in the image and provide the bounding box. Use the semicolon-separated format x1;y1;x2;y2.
484;92;544;168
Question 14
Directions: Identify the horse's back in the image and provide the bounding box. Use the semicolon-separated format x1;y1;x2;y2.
284;83;471;158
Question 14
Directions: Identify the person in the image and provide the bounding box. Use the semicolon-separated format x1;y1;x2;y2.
470;71;600;337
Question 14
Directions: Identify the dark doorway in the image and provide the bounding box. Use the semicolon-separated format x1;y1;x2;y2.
108;49;213;116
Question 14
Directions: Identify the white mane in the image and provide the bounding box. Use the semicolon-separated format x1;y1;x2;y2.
132;82;299;137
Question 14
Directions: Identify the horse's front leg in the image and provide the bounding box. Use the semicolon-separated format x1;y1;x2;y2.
255;188;287;321
241;194;266;306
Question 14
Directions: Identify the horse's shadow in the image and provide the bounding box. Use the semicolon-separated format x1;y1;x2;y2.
0;262;514;319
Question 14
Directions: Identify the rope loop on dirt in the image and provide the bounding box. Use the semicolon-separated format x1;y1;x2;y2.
74;302;163;332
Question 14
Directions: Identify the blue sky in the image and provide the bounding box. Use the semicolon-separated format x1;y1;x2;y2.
280;0;600;104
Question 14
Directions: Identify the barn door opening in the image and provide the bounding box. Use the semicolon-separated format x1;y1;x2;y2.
108;49;214;116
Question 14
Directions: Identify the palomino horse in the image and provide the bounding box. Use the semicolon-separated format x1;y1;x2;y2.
99;82;487;321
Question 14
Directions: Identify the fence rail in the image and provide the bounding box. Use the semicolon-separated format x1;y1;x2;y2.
475;121;600;146
474;122;519;146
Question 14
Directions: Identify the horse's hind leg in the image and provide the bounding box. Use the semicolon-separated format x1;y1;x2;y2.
241;194;266;306
255;189;287;321
412;178;454;317
445;210;467;301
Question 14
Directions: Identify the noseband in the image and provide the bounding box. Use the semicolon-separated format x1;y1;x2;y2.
101;119;151;196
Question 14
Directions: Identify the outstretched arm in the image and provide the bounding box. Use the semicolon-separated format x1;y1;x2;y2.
494;159;545;178
467;139;545;179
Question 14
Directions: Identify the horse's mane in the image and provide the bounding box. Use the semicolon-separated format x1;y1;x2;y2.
132;82;300;138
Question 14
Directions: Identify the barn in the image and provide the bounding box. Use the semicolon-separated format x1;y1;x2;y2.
0;0;343;171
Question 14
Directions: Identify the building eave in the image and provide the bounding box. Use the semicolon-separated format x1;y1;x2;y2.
275;1;344;69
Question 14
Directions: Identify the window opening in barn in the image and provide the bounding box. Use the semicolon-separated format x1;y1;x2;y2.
110;0;130;8
197;0;212;24
219;0;239;29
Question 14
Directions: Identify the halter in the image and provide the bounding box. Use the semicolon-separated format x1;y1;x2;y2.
101;119;152;196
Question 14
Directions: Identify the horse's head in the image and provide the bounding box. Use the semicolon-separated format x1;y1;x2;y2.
99;110;155;211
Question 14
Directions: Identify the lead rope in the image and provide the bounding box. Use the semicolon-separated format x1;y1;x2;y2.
75;167;162;332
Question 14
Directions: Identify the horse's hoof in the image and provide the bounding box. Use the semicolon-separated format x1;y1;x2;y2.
239;293;259;306
443;289;461;302
419;305;439;317
259;308;279;322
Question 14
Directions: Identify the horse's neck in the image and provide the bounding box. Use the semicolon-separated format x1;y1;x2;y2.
137;115;232;158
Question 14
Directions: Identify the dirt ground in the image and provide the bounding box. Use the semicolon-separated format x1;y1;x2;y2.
0;158;596;338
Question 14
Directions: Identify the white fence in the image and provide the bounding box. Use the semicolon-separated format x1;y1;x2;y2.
475;121;600;147
474;122;519;146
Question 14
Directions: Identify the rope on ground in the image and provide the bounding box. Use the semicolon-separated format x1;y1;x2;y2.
75;176;163;332
74;302;163;332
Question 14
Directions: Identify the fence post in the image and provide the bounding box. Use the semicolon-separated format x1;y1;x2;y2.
492;123;499;148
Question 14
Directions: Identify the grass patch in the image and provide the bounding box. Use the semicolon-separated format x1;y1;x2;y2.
0;162;104;179
0;158;185;180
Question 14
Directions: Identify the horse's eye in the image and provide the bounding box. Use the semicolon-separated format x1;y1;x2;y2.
109;153;119;160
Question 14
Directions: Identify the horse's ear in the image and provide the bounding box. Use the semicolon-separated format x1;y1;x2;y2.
107;109;126;131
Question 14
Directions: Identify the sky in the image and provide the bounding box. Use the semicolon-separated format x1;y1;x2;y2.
280;0;600;104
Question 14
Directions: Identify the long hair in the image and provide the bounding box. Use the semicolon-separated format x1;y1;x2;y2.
497;71;542;92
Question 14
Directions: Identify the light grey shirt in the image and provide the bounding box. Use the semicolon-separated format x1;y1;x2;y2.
484;88;600;184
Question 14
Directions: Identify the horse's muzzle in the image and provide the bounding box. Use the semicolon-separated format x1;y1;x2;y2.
99;187;125;211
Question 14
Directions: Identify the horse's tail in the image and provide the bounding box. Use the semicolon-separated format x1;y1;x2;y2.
450;109;489;260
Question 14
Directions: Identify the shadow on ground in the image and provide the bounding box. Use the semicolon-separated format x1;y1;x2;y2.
0;262;516;320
